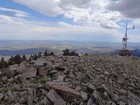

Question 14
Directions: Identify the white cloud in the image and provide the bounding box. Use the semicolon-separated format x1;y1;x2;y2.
59;0;92;9
13;0;63;16
0;7;30;17
0;14;122;41
0;0;138;42
12;0;122;29
0;15;23;24
107;0;140;19
61;0;122;29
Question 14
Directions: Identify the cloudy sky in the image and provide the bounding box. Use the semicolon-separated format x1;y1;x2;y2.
0;0;140;42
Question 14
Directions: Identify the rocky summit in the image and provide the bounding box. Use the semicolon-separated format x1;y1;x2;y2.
0;55;140;105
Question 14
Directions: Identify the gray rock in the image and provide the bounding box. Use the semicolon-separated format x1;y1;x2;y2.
9;64;18;76
49;84;80;102
17;62;26;74
40;96;53;105
7;90;15;101
127;91;140;105
106;101;116;105
104;71;110;75
111;93;119;102
118;101;126;105
103;91;109;100
0;93;4;101
101;84;108;91
87;84;96;91
75;86;81;91
34;58;47;66
87;90;99;105
14;103;20;105
93;90;99;99
19;97;26;104
57;75;65;81
40;89;48;96
9;64;18;71
64;77;72;82
96;68;102;71
28;95;33;105
63;69;70;74
80;102;84;105
23;67;37;78
68;72;75;78
7;78;14;83
38;67;48;76
118;89;127;95
1;76;8;82
87;97;96;105
80;91;88;100
47;89;66;105
49;70;57;74
117;76;125;85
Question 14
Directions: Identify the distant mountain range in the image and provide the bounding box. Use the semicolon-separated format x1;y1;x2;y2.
0;48;46;56
0;40;139;57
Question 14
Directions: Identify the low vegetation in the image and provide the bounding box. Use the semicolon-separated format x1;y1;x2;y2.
0;49;79;69
63;49;78;56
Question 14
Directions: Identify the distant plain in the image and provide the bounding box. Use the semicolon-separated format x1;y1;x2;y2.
0;40;140;57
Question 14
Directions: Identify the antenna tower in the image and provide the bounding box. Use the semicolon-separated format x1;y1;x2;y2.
119;22;135;56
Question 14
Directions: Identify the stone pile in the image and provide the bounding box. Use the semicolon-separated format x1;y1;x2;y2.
0;55;140;105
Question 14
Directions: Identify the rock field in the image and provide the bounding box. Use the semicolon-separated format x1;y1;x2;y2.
0;55;140;105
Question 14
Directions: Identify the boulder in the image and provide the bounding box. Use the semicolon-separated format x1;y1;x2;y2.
1;76;8;82
7;78;14;83
27;95;33;105
40;96;53;105
17;62;27;74
87;84;96;91
87;90;99;105
57;75;65;81
0;93;4;101
9;64;18;76
9;64;18;71
47;89;66;105
80;91;88;100
23;67;37;78
49;84;80;102
7;90;15;101
111;93;119;102
38;67;48;76
34;58;47;66
117;76;125;85
87;97;96;105
118;89;127;95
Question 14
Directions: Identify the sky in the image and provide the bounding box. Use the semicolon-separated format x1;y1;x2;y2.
0;0;140;42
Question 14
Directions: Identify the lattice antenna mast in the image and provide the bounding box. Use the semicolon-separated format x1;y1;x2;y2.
122;22;135;50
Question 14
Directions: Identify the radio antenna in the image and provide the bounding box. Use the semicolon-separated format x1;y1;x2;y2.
119;21;135;56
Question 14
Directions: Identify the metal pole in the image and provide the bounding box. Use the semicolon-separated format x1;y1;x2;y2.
120;21;135;56
125;22;128;49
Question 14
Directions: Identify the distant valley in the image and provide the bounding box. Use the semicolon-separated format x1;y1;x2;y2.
0;40;140;57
